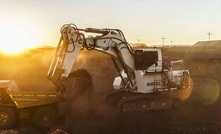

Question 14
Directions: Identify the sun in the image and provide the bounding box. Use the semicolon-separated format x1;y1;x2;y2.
0;19;40;54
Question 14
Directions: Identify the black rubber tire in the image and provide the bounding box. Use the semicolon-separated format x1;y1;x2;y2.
33;106;59;129
0;107;16;129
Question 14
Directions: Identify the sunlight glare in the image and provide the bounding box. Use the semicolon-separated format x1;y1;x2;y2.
198;79;220;105
0;20;40;54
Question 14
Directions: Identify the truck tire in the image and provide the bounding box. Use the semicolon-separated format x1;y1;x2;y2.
33;106;59;129
0;107;16;129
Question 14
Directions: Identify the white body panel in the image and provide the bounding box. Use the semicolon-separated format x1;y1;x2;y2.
113;72;127;89
62;43;82;77
135;71;164;93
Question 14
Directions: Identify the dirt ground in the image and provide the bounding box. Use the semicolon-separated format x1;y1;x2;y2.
1;46;221;134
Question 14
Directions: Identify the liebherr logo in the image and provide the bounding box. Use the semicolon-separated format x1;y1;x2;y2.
146;82;161;86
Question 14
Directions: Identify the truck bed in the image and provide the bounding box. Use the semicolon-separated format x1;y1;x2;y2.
0;80;62;109
6;89;62;109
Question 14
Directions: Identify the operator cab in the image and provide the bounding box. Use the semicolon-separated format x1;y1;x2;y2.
134;49;164;93
135;49;162;72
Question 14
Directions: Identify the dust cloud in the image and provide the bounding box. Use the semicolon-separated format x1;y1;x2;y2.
49;50;119;134
0;47;119;133
0;47;55;91
1;46;221;134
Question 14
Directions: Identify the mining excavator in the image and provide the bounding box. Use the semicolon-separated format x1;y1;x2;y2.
47;23;191;111
0;23;191;129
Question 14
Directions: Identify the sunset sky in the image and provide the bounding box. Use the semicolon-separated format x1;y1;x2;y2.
1;0;221;52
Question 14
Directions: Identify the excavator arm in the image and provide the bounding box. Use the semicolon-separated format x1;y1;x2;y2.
47;24;136;92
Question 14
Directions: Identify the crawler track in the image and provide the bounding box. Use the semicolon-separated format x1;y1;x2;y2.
105;90;182;112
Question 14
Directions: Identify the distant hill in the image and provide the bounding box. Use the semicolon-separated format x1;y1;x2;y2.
187;40;221;60
193;40;221;48
130;43;148;48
